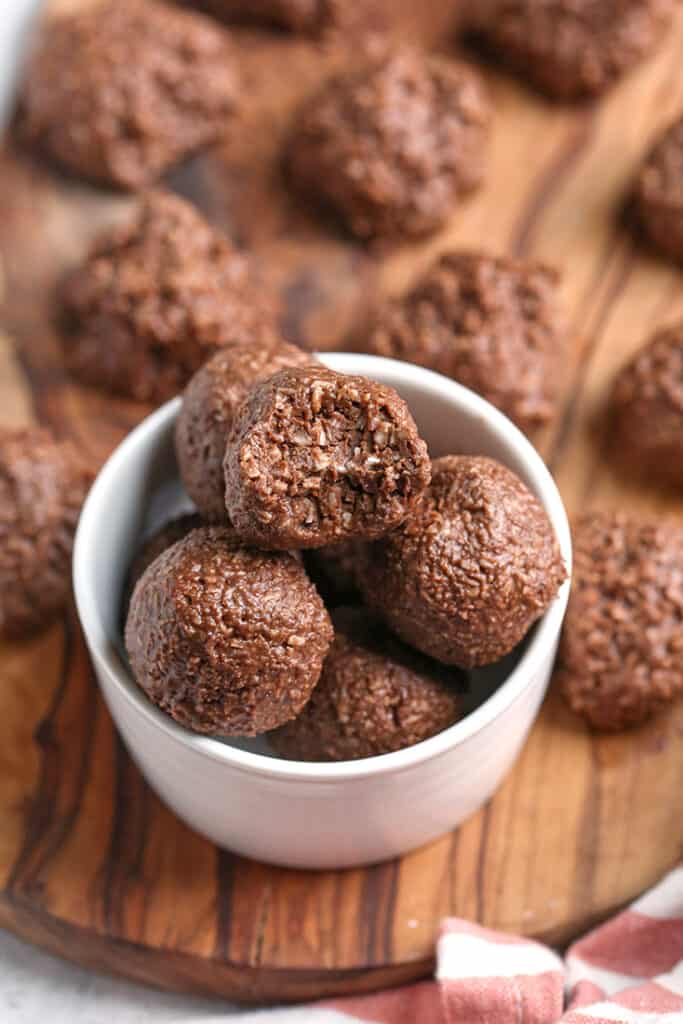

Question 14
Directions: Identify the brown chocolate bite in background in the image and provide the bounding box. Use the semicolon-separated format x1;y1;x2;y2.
363;251;564;436
608;322;683;489
558;512;683;730
125;526;333;736
358;455;566;668
465;0;674;101
61;191;276;405
0;427;92;640
636;114;683;264
286;48;490;240
223;365;431;550
18;0;239;189
175;339;313;522
269;607;462;761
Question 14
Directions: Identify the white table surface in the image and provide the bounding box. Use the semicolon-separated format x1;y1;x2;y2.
0;928;258;1022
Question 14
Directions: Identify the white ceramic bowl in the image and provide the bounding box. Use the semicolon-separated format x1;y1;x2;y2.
74;353;571;869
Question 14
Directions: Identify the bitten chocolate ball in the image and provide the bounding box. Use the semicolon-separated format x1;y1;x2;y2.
609;323;683;489
466;0;673;101
269;607;462;761
636;115;683;264
364;251;563;436
358;455;566;668
175;338;312;521
125;526;333;736
223;366;431;549
19;0;239;189
558;512;683;730
61;191;275;404
0;427;92;640
287;48;490;240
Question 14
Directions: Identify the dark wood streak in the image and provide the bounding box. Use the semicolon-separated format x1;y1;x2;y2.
508;108;596;258
358;859;399;965
7;610;99;898
214;849;235;962
100;734;151;939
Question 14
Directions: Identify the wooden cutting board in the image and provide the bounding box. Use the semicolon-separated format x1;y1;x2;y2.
1;0;683;1004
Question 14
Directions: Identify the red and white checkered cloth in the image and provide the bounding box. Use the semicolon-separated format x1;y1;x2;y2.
238;866;683;1023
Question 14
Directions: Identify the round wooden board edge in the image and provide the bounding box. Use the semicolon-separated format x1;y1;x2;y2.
0;892;434;1004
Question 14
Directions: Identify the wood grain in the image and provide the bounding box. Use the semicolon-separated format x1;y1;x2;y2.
0;0;683;1003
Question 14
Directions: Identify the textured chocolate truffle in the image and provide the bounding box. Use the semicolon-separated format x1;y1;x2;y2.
0;427;92;640
125;526;333;736
223;365;431;549
364;251;563;435
175;338;312;521
466;0;673;101
269;607;462;761
287;48;490;240
636;115;683;264
358;455;566;668
558;512;683;729
609;322;683;488
61;191;275;404
19;0;239;189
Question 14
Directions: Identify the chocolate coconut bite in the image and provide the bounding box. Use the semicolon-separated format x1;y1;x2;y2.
19;0;239;189
270;606;462;761
175;338;313;522
609;322;683;489
223;365;431;549
61;191;275;404
558;512;683;730
125;526;333;736
0;427;92;640
636;114;683;264
287;48;490;240
364;251;564;436
465;0;674;101
358;455;566;668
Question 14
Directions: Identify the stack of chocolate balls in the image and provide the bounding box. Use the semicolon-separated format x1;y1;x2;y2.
124;342;566;761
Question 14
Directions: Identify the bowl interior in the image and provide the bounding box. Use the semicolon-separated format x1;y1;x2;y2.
75;353;571;775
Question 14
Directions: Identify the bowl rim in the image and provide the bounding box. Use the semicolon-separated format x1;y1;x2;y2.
74;353;572;783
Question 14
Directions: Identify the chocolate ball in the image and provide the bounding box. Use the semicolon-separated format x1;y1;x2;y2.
287;48;490;240
636;115;683;264
223;365;431;549
269;607;462;761
364;250;564;436
175;339;312;522
358;455;566;668
558;512;683;730
609;322;683;488
466;0;673;101
19;0;239;189
125;526;333;736
61;191;276;404
0;427;92;640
